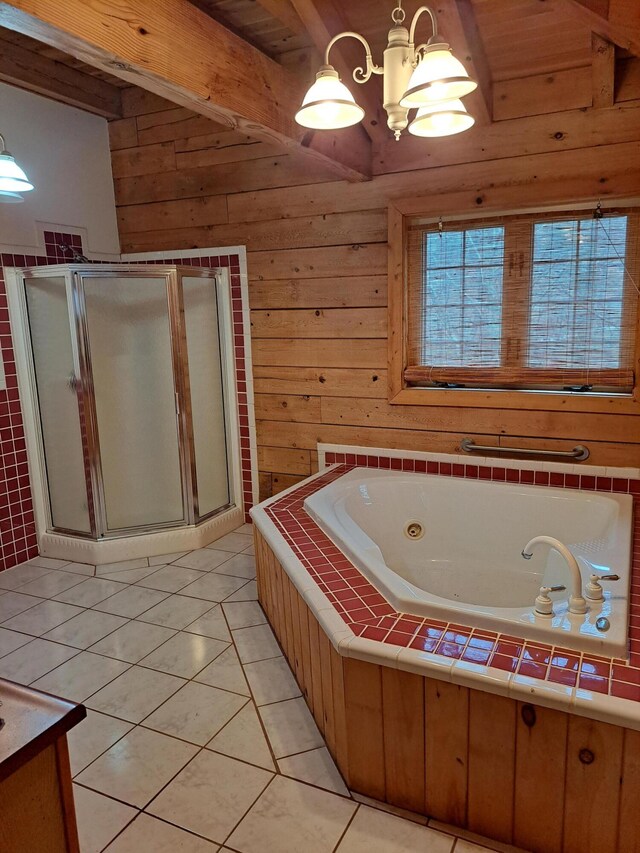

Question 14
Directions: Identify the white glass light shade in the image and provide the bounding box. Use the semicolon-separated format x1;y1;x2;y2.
408;99;475;137
295;66;365;130
0;152;34;193
400;43;477;107
0;190;24;204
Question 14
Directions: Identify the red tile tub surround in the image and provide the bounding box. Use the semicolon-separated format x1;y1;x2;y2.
324;451;640;495
264;460;640;706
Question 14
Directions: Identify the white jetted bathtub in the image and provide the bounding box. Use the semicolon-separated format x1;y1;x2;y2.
304;468;634;657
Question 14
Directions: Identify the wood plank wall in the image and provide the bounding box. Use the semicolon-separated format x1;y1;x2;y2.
109;72;640;499
255;528;640;853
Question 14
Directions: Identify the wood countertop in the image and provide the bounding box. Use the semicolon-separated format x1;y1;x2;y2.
0;679;86;781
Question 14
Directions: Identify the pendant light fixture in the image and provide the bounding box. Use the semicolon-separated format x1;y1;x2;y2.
0;190;26;204
294;2;477;140
0;133;34;202
295;66;365;129
408;98;475;137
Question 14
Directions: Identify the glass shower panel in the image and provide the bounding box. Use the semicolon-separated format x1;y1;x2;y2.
182;275;231;517
25;275;91;533
82;275;184;530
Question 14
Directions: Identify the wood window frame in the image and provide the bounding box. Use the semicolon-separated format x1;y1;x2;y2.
388;197;640;415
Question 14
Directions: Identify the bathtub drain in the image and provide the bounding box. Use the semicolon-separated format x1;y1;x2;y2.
404;521;424;540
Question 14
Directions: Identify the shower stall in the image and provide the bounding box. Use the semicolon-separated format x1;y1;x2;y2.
7;264;243;563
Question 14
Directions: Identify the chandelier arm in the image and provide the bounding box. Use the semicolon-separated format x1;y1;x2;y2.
411;42;429;66
324;31;382;84
408;6;439;46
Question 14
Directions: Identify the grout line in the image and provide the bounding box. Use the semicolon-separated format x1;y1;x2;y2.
78;743;209;823
331;802;361;853
99;811;223;853
70;709;135;776
123;620;274;848
218;599;280;772
72;588;255;736
20;644;84;685
219;772;279;848
0;591;70;624
136;702;250;751
70;782;140;853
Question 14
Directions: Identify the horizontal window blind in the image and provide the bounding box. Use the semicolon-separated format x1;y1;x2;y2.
406;210;639;392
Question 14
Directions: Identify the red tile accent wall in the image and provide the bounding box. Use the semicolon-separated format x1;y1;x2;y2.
0;242;253;571
264;459;640;704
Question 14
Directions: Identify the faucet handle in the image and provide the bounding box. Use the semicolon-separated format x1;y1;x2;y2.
535;585;566;616
586;573;620;601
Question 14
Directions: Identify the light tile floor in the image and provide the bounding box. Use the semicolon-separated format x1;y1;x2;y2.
0;524;517;853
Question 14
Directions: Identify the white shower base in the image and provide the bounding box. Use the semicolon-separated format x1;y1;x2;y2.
37;505;244;565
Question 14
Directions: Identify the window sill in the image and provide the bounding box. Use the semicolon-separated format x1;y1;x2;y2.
388;385;640;415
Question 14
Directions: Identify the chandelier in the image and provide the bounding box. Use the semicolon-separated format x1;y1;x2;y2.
295;2;477;140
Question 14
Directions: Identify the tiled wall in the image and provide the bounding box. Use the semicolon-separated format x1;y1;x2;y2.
0;240;254;571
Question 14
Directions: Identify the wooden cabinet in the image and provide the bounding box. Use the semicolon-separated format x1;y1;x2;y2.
0;680;85;852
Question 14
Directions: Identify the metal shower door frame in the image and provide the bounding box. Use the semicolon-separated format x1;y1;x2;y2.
17;267;95;539
174;266;235;525
16;263;236;541
71;264;195;538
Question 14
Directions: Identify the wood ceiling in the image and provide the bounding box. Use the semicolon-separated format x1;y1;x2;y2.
189;0;312;56
0;1;615;99
0;0;637;178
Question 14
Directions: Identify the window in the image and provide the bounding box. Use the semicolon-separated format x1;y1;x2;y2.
405;211;639;393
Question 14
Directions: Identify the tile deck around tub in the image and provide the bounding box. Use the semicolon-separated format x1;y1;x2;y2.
263;458;640;716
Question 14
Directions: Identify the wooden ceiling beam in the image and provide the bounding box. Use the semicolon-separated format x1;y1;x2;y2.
0;31;122;117
566;0;640;56
290;0;389;143
591;32;615;107
434;0;492;125
0;0;371;181
452;0;492;123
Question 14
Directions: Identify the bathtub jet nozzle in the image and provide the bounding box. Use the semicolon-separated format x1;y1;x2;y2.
521;550;533;560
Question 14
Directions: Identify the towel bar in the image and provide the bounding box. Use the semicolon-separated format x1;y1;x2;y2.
460;439;589;462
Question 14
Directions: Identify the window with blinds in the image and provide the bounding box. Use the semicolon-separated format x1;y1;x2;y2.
405;211;639;393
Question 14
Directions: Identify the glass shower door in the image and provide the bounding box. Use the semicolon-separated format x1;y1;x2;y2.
21;263;236;542
24;275;92;534
80;273;186;532
182;273;232;518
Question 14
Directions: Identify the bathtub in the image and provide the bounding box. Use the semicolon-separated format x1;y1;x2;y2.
304;467;634;657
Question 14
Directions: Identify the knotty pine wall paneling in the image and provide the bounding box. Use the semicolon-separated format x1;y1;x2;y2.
110;87;640;499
